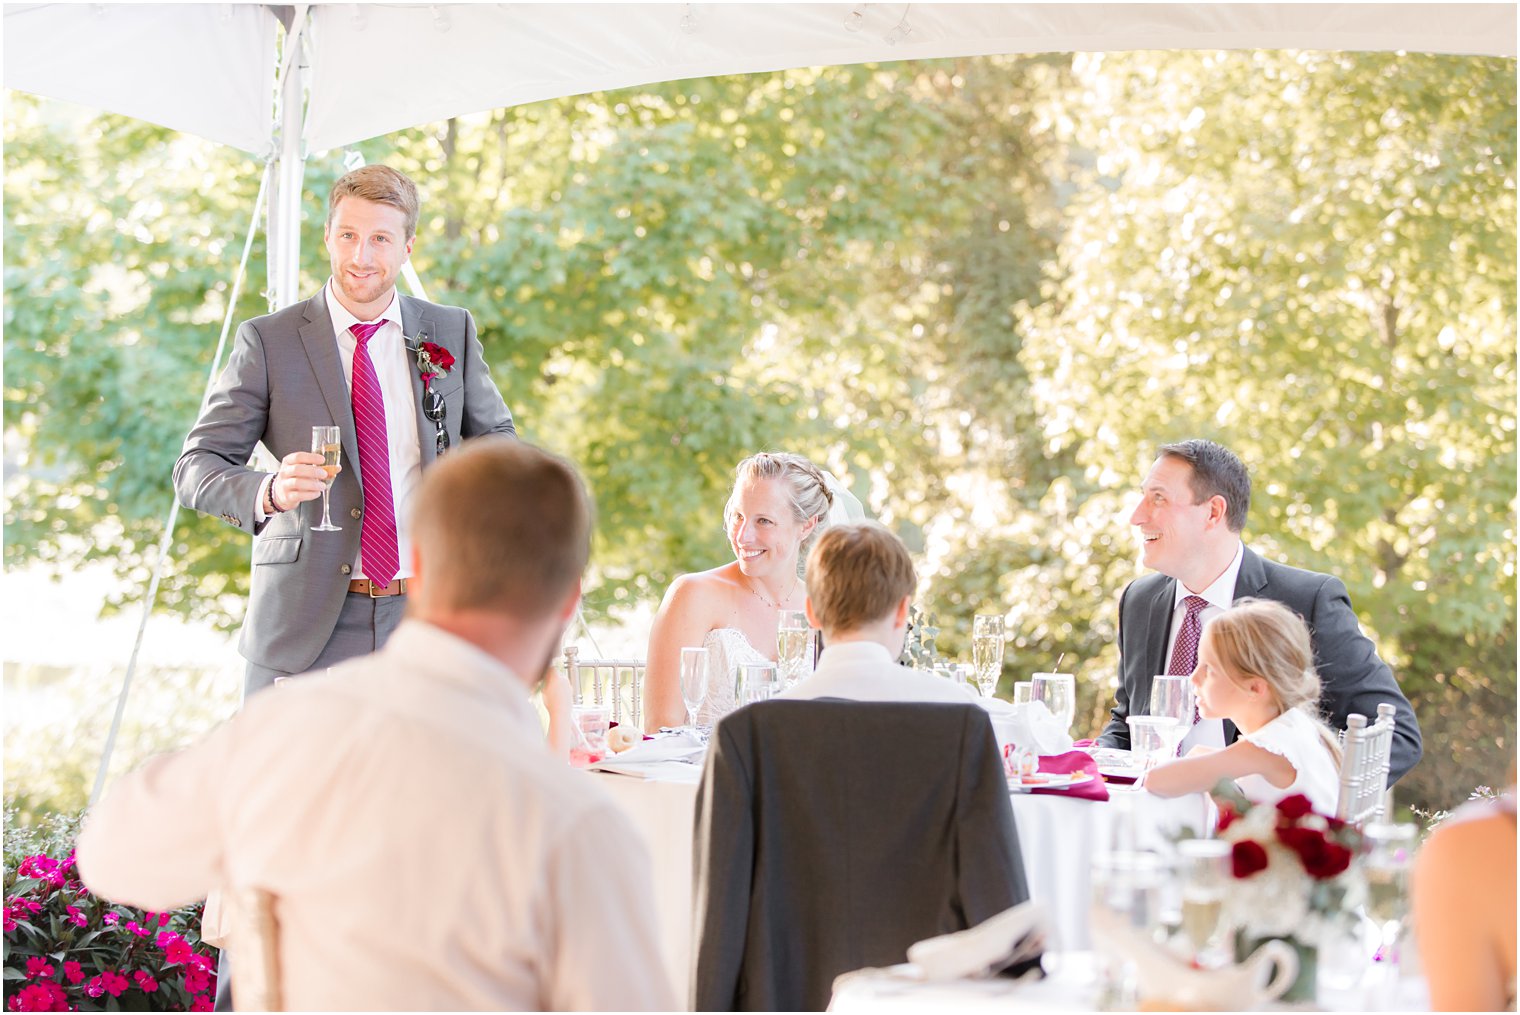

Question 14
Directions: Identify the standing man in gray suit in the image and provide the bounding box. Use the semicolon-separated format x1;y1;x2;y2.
1095;439;1422;784
175;165;516;696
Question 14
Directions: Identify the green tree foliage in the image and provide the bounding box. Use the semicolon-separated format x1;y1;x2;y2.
1005;50;1516;806
4;51;1513;814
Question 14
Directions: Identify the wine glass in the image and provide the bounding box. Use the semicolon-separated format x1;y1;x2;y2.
1031;672;1075;733
1148;675;1195;757
972;614;1005;698
311;425;342;532
776;610;810;687
1177;838;1233;967
1363;822;1416;994
679;647;710;731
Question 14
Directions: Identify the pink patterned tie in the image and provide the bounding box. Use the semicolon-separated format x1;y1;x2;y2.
350;322;399;589
1169;595;1210;746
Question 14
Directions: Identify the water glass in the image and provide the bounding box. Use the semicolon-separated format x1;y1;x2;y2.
1148;674;1195;756
1127;715;1179;767
739;661;781;704
1363;822;1416;993
1031;672;1075;732
679;646;710;729
1012;680;1033;706
972;614;1006;698
569;704;610;767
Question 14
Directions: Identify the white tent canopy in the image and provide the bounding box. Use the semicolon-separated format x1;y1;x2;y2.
6;3;1516;159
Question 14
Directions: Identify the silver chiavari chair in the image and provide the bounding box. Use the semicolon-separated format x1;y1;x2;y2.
1336;703;1397;824
562;645;646;729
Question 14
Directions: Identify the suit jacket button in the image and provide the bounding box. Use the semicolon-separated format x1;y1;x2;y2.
340;564;352;575
351;508;362;519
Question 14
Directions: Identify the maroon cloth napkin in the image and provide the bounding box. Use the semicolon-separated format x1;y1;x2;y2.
1030;750;1109;801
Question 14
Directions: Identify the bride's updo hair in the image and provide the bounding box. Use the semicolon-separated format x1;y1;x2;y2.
724;451;835;553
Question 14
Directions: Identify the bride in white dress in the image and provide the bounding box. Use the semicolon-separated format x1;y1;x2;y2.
644;451;854;729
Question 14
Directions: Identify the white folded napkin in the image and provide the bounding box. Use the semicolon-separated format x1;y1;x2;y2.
980;699;1072;756
905;900;1049;980
599;729;707;766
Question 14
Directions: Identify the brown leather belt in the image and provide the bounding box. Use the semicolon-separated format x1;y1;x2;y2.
348;578;408;598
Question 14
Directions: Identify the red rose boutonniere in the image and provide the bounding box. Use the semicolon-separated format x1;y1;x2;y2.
412;339;455;391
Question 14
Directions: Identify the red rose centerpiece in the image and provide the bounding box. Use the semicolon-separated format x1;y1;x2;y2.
1213;791;1368;1001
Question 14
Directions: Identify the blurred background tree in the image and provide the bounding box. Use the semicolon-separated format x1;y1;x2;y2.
5;50;1514;817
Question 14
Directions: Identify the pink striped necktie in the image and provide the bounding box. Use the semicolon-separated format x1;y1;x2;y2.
349;321;399;588
1169;594;1209;747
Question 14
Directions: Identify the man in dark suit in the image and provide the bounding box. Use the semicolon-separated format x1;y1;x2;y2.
1095;439;1421;784
174;165;516;696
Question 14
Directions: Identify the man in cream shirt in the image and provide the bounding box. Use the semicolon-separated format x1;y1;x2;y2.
79;441;674;1011
780;521;982;705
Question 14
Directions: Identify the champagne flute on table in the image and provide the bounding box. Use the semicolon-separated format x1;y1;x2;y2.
1177;839;1233;967
777;610;810;688
1148;675;1195;757
678;646;710;733
972;614;1005;699
311;426;342;532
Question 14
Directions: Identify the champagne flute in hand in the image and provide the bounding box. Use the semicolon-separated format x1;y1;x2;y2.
311;426;342;532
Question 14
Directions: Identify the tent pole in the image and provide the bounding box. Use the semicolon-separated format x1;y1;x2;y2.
268;4;309;311
89;163;274;809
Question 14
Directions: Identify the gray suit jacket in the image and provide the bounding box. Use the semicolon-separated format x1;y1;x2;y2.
692;699;1030;1012
1096;545;1422;784
173;289;515;675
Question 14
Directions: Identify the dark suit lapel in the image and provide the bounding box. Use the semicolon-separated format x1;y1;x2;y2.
1232;544;1268;601
400;296;439;468
298;293;362;487
1144;578;1176;681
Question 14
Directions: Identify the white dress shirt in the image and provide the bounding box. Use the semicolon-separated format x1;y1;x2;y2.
1171;540;1245;753
76;621;675;1012
324;281;422;582
779;640;984;705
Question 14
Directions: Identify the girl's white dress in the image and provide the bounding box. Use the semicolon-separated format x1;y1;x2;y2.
1236;706;1341;816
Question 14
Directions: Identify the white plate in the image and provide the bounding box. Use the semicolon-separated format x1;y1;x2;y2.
1081;746;1147;779
1006;770;1095;793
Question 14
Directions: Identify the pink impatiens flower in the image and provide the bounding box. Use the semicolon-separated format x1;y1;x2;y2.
133;970;159;993
64;905;87;927
7;980;69;1011
163;938;194;965
190;996;215;1012
103;912;120;925
62;961;84;985
125;919;150;937
101;970;130;997
183;967;212;994
24;956;54;979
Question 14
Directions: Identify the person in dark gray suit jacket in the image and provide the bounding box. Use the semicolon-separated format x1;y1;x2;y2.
174;165;515;696
1095;439;1421;784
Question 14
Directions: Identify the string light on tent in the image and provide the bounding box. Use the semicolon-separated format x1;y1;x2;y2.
843;4;867;32
884;6;914;45
431;5;451;33
679;4;699;35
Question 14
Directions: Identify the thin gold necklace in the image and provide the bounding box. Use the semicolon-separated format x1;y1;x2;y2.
745;573;797;610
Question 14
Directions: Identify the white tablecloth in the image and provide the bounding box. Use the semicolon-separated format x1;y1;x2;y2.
829;952;1430;1012
592;764;1207;1004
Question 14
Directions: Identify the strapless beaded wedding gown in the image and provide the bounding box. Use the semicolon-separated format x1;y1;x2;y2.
696;627;769;725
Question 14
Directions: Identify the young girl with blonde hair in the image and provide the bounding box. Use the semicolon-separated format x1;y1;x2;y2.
1144;598;1342;815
